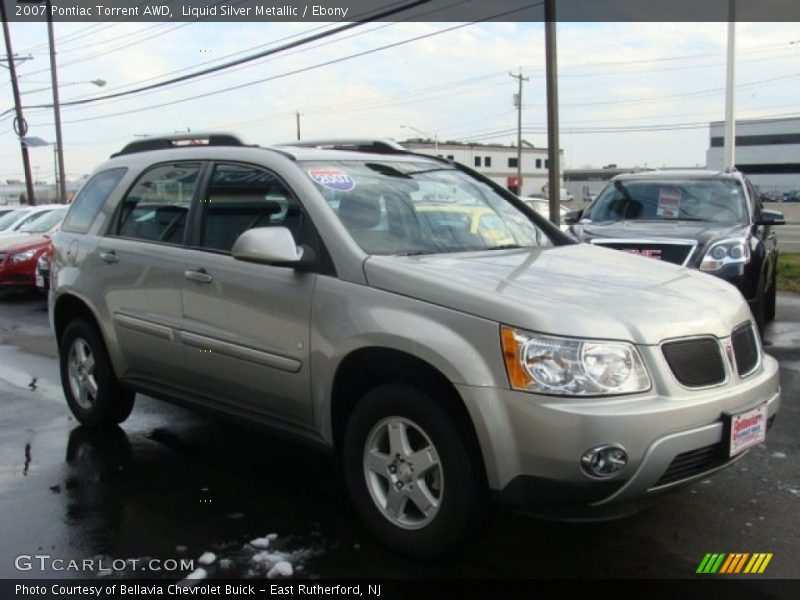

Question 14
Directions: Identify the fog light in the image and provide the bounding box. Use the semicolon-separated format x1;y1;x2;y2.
581;445;628;478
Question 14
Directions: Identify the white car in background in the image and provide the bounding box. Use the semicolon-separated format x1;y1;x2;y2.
0;204;64;237
0;207;68;251
520;196;570;232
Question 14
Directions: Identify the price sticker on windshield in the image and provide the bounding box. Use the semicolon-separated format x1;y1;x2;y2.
657;187;681;218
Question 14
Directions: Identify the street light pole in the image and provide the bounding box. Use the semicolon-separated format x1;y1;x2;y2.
545;0;561;227
0;2;36;206
723;0;736;170
46;0;67;203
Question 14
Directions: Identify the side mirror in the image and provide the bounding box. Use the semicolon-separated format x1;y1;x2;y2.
564;209;583;225
757;209;785;226
231;227;316;271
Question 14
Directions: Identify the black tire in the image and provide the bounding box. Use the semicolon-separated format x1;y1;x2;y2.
343;383;486;558
59;319;135;427
765;268;777;323
751;271;767;337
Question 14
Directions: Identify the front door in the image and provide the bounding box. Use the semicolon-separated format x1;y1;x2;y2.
180;162;317;425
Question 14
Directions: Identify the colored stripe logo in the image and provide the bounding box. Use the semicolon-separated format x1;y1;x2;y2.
696;553;773;574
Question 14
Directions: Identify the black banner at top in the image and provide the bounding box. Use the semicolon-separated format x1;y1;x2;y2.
3;0;800;23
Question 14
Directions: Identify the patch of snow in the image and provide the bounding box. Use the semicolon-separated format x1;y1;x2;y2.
250;536;271;549
197;552;216;566
771;452;787;459
252;551;284;565
185;568;207;581
218;559;234;571
267;561;293;578
700;479;712;485
267;533;279;541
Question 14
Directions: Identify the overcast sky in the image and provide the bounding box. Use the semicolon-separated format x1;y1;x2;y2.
1;20;799;182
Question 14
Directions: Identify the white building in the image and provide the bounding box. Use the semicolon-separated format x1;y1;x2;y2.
400;139;563;197
706;116;800;195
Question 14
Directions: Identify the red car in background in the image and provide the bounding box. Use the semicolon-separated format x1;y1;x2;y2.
0;235;52;289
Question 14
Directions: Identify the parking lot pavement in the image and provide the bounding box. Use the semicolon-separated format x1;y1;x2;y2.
0;290;797;580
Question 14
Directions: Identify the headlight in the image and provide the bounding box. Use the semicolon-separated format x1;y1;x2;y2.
501;326;651;396
699;238;750;272
9;249;38;264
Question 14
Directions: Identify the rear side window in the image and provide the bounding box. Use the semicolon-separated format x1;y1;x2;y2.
116;163;201;244
61;168;127;234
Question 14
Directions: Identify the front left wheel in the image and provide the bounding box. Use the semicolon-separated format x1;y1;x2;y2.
59;319;135;427
343;383;486;558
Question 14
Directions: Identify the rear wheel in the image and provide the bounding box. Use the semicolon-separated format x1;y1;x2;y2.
59;319;135;427
343;384;486;558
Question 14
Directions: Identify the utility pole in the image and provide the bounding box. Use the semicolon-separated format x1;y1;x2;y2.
46;0;67;203
509;69;529;195
723;0;736;169
0;3;36;206
296;111;301;141
545;0;561;226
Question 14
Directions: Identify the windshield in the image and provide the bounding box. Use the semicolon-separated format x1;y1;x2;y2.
302;160;550;255
19;208;67;233
584;179;748;224
0;209;29;231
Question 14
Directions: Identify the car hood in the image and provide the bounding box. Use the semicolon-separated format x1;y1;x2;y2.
0;233;41;251
571;220;748;245
364;244;752;345
1;234;50;254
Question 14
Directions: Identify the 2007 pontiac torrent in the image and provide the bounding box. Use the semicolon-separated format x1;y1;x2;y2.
49;134;780;557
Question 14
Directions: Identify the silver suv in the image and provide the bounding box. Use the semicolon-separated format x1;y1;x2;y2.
50;134;780;557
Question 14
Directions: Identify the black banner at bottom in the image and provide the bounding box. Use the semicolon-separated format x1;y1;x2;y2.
2;579;799;600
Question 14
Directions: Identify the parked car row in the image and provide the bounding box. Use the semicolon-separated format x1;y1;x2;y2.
0;205;64;292
45;134;779;558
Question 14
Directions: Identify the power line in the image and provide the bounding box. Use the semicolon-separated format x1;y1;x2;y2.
23;0;435;111
22;1;545;126
42;0;477;109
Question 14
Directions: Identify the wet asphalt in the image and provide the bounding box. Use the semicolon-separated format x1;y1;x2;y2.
0;290;797;581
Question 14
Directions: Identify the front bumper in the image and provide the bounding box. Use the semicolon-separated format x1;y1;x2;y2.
456;351;780;515
0;261;37;287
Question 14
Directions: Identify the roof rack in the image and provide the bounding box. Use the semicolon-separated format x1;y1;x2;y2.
280;138;408;155
111;132;248;157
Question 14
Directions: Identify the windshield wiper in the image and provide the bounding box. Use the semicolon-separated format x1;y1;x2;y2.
484;244;524;251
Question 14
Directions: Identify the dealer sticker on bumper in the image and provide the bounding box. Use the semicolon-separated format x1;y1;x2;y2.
729;404;768;457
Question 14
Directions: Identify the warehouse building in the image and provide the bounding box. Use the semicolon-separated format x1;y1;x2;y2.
706;116;800;195
400;139;563;197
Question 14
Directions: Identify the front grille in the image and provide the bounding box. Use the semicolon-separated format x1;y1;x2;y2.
654;443;729;487
593;241;693;265
732;324;759;377
662;338;726;388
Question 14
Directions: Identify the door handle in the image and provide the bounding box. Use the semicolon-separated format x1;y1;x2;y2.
98;250;118;264
185;269;213;284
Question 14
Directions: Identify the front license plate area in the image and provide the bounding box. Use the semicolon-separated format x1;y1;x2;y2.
725;404;768;457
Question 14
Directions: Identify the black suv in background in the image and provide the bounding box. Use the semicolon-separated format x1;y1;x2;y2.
566;170;785;331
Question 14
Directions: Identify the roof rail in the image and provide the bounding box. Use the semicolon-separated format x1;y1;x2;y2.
280;138;408;155
111;132;248;157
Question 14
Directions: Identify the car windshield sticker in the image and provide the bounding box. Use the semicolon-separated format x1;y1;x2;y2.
657;187;681;218
308;169;356;192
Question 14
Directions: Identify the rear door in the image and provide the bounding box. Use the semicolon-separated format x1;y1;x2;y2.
180;162;318;425
99;161;204;391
